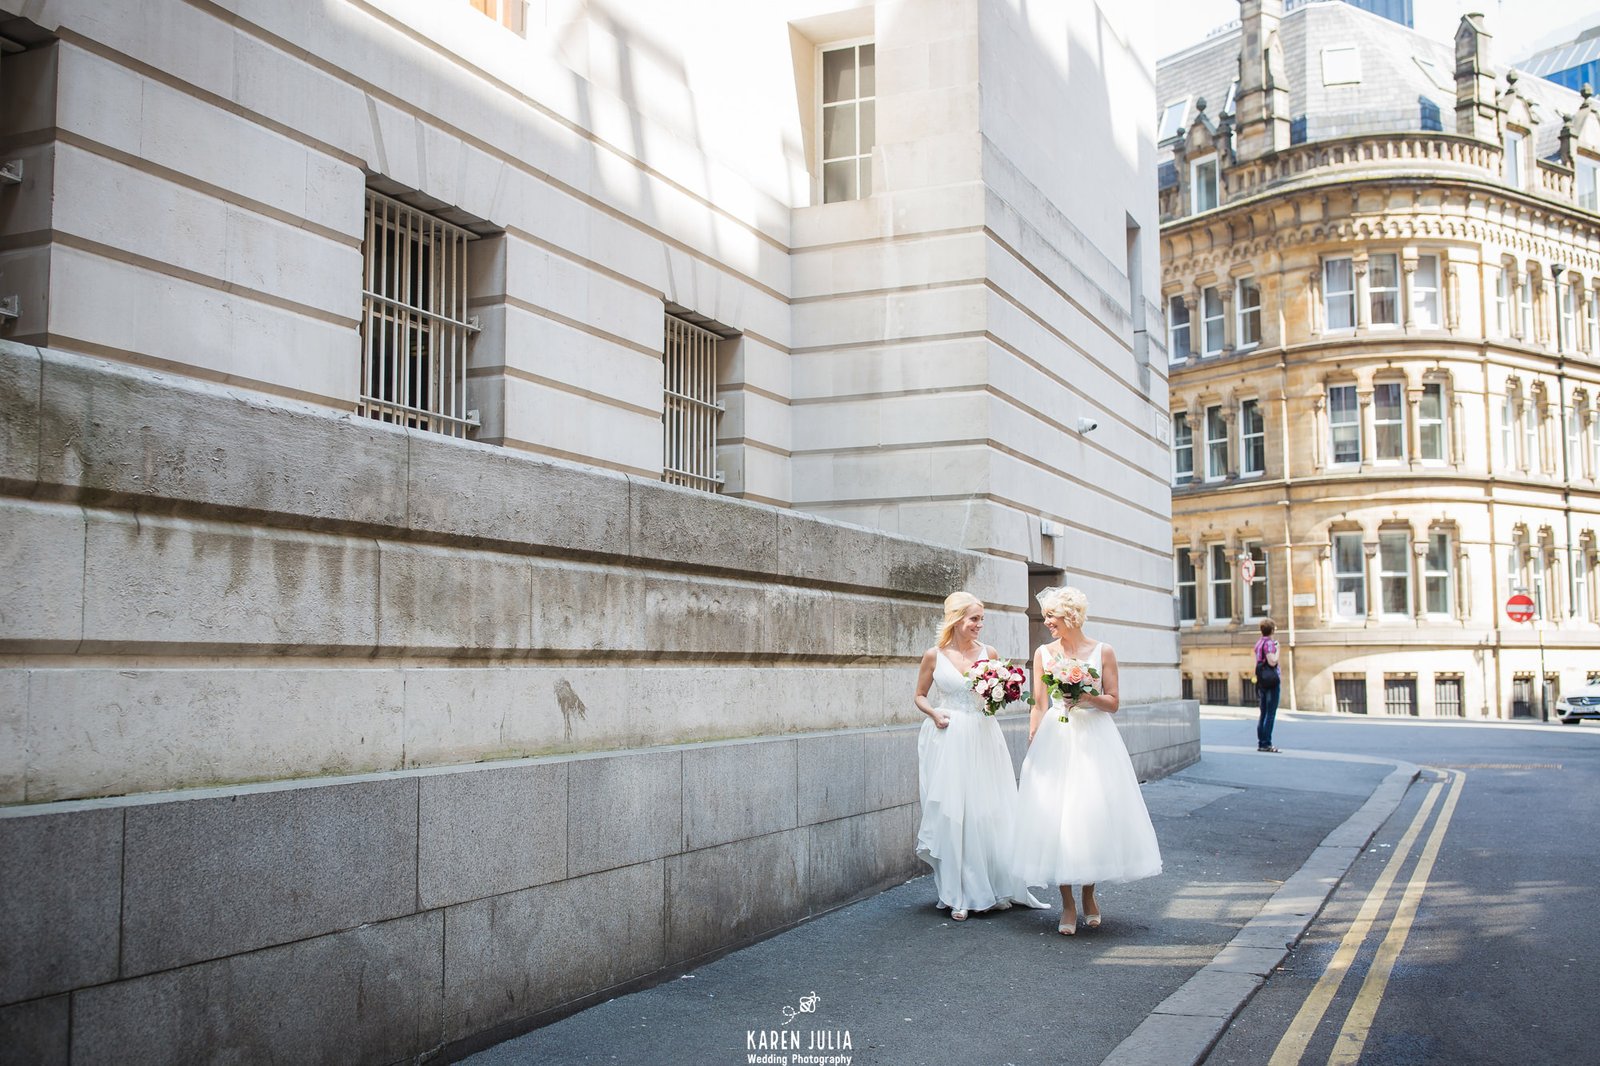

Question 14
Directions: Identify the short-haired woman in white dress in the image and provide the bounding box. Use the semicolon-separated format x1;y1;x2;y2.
1014;587;1161;934
913;592;1042;921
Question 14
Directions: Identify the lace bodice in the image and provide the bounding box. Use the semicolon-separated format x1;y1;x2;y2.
930;648;987;714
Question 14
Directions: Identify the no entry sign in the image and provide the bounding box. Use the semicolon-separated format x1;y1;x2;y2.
1505;593;1536;623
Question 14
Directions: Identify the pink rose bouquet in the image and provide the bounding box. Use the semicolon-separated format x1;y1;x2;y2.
964;657;1033;716
1041;657;1100;722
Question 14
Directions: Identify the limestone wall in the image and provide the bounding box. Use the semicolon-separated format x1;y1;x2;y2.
0;339;1197;1059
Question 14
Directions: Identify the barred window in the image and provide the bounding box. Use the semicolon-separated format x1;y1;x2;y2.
663;313;725;492
360;191;479;438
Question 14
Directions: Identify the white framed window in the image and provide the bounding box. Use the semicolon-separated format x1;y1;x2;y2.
1588;287;1599;353
1532;544;1549;619
1201;286;1225;355
1324;257;1356;330
663;313;726;491
1580;157;1599;212
1169;295;1192;363
1329;383;1361;465
1369;253;1400;327
469;0;527;34
1177;551;1197;623
1159;98;1189;141
1501;393;1516;469
1411;255;1440;327
1374;381;1406;461
1568;403;1585;479
820;42;875;204
1378;530;1411;617
359;189;479;439
1519;268;1534;340
1245;541;1269;618
1505;129;1526;188
1495;268;1509;337
1236;277;1261;348
1561;281;1577;350
1424;531;1452;616
1210;543;1232;622
1240;398;1266;476
1192;155;1219;213
1205;404;1228;481
1505;543;1523;600
1419;382;1446;462
1173;412;1194;485
1522;393;1540;472
1578;551;1592;622
1333;532;1366;618
1592;411;1600;480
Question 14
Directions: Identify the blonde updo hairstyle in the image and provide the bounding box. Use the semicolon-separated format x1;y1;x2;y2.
937;591;983;648
1039;586;1089;629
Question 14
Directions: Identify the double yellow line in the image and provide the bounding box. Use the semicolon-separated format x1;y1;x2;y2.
1268;769;1466;1066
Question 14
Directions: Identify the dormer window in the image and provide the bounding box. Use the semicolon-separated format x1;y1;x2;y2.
1191;155;1219;213
1159;99;1189;142
1504;129;1526;188
1579;157;1598;211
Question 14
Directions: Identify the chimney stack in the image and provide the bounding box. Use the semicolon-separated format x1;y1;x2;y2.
1455;13;1497;141
1235;0;1291;160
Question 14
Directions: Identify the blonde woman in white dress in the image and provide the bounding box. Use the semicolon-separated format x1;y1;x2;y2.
1014;586;1161;934
913;592;1043;921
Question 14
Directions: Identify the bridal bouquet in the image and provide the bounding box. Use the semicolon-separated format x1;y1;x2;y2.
1042;658;1100;722
964;657;1032;716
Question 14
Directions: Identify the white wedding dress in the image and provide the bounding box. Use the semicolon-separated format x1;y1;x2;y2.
916;648;1044;913
1013;641;1163;887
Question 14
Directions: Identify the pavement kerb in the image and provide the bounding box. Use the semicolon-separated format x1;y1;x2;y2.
1099;746;1422;1066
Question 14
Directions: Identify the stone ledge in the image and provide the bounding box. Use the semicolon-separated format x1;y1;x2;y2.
1;340;999;601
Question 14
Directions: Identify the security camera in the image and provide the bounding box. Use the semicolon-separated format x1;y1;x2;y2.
1077;417;1098;433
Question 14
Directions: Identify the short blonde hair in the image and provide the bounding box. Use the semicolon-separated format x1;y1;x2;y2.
937;591;983;647
1039;586;1088;628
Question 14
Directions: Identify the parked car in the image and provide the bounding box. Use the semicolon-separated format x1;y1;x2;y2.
1555;681;1600;724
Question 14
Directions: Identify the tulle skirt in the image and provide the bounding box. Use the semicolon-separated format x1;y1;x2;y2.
915;710;1043;912
1012;704;1162;887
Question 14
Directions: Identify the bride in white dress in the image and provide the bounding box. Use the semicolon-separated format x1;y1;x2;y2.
913;592;1043;921
1014;586;1161;934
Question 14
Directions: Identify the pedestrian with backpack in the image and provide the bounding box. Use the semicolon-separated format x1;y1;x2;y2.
1254;620;1281;752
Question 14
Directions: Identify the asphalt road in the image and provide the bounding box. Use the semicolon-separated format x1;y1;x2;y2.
1203;712;1600;1066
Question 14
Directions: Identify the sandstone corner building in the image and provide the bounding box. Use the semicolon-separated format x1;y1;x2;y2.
1159;0;1600;719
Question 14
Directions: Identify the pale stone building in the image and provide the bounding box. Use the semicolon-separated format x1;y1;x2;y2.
0;0;1189;1058
1159;0;1600;719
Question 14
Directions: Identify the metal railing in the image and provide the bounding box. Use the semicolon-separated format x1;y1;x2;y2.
360;191;479;439
662;314;724;491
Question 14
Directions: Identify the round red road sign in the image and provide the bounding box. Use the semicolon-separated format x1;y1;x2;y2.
1505;593;1536;623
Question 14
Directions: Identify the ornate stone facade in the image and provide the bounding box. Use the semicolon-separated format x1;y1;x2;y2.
1160;1;1600;718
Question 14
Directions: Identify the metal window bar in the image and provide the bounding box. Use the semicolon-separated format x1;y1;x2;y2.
1240;677;1258;706
1181;675;1194;701
1512;675;1533;718
1335;678;1368;715
1435;677;1463;718
360;190;479;438
662;314;724;491
1205;677;1229;705
1384;678;1418;716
